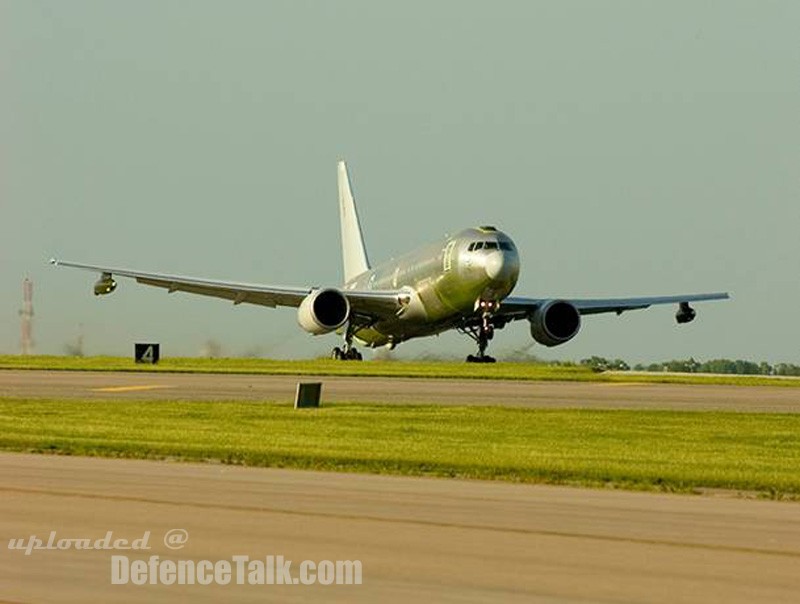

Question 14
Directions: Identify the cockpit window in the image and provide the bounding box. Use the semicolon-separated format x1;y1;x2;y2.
469;240;512;251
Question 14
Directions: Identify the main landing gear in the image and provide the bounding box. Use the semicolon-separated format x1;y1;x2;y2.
331;346;362;361
331;323;363;361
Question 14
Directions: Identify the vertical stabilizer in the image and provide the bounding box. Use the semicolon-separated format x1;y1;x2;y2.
337;161;371;282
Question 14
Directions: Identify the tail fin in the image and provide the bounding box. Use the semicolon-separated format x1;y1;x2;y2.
337;160;371;282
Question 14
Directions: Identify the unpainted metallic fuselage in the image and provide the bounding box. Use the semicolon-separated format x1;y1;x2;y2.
345;227;520;347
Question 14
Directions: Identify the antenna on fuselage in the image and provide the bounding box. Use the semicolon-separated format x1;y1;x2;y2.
337;161;371;283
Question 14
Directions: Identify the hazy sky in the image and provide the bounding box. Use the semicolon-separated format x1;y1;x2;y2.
2;1;798;362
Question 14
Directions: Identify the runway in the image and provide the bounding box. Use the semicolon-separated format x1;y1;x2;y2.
2;369;800;412
1;453;798;603
2;372;800;601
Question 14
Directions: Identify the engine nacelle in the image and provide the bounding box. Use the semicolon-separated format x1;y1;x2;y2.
676;302;696;324
94;272;117;296
529;300;581;347
297;288;350;335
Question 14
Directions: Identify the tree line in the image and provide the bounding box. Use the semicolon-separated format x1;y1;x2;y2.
579;356;800;376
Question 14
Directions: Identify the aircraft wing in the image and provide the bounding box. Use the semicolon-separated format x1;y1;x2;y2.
497;292;730;321
50;259;405;318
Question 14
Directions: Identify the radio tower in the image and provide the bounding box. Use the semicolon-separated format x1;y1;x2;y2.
20;278;33;355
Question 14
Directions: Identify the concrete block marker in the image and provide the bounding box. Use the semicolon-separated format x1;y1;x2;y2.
295;382;322;409
134;343;160;364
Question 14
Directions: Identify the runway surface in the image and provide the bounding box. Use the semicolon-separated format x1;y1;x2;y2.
2;369;800;412
1;453;799;603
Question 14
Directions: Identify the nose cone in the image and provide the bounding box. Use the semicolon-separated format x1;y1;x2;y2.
484;250;520;287
484;251;505;281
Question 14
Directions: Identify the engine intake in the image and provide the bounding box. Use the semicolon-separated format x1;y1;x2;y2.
529;300;581;347
297;288;350;335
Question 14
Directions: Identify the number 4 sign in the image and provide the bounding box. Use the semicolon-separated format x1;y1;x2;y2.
135;343;160;364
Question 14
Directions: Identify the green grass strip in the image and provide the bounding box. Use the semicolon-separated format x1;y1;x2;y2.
2;398;799;497
2;355;799;387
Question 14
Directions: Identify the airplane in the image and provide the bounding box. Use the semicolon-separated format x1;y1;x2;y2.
51;161;729;362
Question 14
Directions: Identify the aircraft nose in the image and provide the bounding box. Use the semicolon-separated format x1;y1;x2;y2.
484;249;513;278
484;249;520;284
484;252;504;281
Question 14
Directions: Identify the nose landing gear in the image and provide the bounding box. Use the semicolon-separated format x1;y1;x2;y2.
466;321;495;363
461;300;501;363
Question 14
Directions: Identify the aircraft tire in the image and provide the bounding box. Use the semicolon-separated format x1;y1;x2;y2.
466;354;496;363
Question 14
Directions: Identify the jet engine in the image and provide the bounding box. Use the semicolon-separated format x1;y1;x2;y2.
675;302;696;324
297;288;350;335
94;272;117;296
529;300;581;347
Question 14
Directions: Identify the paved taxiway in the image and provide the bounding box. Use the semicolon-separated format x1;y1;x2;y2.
2;369;800;411
1;453;799;603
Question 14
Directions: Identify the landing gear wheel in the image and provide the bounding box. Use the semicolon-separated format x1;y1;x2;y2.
466;354;496;363
333;345;363;361
344;347;363;361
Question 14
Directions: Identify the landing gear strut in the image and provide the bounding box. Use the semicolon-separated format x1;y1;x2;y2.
331;323;363;361
461;303;498;363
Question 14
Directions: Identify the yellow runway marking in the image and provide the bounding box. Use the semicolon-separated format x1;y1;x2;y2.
598;382;647;387
91;385;172;393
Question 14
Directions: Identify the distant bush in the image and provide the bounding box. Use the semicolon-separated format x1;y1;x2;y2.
580;356;630;372
628;358;800;376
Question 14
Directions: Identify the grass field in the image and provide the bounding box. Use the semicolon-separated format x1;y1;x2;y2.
2;397;799;497
2;355;799;387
